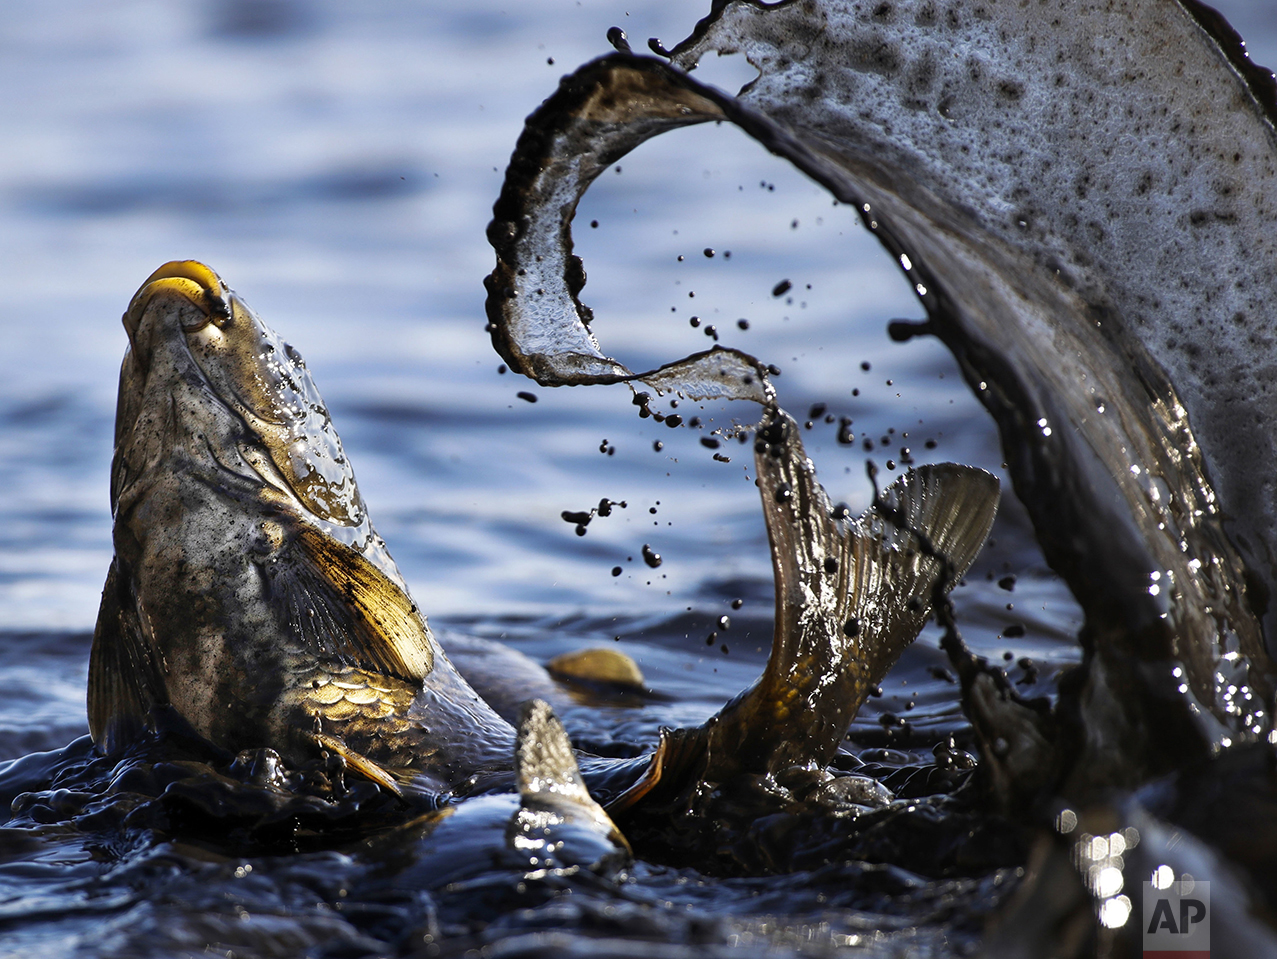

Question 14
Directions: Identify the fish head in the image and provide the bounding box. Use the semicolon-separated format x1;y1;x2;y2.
115;260;366;534
92;262;432;758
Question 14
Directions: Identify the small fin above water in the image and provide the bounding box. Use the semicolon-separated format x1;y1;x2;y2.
515;699;630;853
265;524;434;683
515;699;595;806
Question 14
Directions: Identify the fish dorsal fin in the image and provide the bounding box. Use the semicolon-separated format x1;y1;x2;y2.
515;699;594;806
515;699;630;852
513;699;633;861
88;558;169;755
266;524;434;683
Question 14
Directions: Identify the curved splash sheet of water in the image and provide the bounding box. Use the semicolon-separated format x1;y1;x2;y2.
485;0;1277;783
483;66;774;407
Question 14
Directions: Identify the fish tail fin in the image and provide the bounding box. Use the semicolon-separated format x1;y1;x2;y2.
841;458;1002;683
611;408;998;814
754;408;999;719
703;410;1000;785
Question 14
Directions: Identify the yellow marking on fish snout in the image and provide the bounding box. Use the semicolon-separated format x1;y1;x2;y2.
123;261;231;347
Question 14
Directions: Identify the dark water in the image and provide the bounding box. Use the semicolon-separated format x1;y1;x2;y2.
1;1;1273;956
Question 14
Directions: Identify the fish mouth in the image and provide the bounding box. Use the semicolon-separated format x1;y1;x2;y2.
122;260;233;352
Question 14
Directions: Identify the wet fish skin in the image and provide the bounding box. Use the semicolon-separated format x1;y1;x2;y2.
91;262;514;790
93;261;999;840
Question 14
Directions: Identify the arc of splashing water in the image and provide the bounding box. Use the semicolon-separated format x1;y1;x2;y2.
484;0;1277;788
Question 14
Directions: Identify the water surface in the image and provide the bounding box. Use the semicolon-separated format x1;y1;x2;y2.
0;1;1273;955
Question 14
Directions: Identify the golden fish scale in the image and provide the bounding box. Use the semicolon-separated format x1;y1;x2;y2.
294;665;416;726
276;664;437;772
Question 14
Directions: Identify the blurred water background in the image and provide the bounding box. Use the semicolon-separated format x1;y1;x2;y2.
0;0;1271;803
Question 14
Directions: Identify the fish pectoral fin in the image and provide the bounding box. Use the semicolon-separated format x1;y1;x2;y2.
88;558;168;755
311;732;404;797
268;525;434;683
516;699;631;853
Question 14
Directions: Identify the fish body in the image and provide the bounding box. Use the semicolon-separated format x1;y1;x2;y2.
91;260;998;829
90;262;514;794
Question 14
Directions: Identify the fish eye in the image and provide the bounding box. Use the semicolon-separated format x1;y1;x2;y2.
183;318;226;344
182;315;217;334
183;297;239;338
